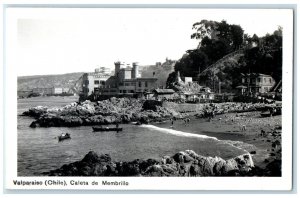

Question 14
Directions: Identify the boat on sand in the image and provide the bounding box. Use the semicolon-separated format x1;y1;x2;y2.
92;126;122;132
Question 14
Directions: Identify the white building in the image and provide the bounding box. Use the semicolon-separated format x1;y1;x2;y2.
82;68;111;96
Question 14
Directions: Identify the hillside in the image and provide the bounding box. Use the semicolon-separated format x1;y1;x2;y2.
17;72;84;91
198;50;244;92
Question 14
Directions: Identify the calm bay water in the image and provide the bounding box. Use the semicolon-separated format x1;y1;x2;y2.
18;96;246;176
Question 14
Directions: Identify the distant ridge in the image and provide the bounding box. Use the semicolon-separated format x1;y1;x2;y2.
17;72;85;91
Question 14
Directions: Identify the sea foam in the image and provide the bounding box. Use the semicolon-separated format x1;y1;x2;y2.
140;124;218;141
140;124;255;153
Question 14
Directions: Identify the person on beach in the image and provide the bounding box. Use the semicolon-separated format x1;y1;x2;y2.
169;118;174;128
241;125;246;132
261;129;266;137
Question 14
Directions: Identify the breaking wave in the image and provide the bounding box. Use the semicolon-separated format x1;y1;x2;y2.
140;124;218;141
140;124;255;153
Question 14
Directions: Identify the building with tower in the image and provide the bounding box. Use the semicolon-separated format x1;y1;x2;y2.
81;61;158;100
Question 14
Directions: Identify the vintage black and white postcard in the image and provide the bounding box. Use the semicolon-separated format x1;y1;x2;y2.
2;0;295;192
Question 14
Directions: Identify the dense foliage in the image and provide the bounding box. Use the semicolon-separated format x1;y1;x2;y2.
167;20;282;92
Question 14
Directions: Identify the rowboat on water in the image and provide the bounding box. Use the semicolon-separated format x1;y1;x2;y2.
92;126;123;132
58;133;71;141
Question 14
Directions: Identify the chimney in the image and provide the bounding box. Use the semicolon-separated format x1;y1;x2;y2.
132;62;139;78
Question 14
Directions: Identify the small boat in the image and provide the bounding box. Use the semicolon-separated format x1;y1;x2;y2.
58;133;71;141
261;110;272;117
92;127;123;132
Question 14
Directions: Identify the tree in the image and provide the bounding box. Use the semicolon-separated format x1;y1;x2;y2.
217;20;232;42
174;49;209;79
230;24;244;50
167;19;282;93
239;27;282;82
191;20;218;41
192;20;244;53
166;72;177;88
251;34;260;46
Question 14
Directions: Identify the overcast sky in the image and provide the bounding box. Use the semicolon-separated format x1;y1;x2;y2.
9;8;291;76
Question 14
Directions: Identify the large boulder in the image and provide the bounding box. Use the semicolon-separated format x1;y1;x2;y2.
142;100;163;111
22;106;48;117
77;100;95;115
62;116;84;127
46;150;256;177
82;151;111;164
115;161;141;176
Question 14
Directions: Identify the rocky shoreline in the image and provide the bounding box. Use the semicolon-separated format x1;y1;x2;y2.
20;97;282;176
22;97;277;128
23;98;180;128
46;150;258;176
46;149;281;176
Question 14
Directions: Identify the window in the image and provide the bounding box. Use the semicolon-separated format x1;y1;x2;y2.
258;78;261;83
120;90;122;93
138;82;142;87
94;80;99;84
264;78;267;83
125;83;130;86
269;78;272;83
101;81;105;86
130;90;134;93
145;81;148;87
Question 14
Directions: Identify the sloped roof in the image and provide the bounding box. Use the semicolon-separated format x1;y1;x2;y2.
153;89;175;94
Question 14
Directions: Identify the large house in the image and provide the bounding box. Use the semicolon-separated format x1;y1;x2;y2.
81;62;158;99
82;70;110;97
237;73;276;94
153;89;175;101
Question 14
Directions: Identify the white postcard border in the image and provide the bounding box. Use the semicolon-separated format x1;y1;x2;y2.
3;5;295;191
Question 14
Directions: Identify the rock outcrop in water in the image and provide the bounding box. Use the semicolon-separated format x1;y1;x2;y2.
47;150;256;176
23;97;279;128
24;98;179;128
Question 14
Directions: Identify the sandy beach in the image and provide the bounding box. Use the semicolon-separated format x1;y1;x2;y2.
154;111;282;172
